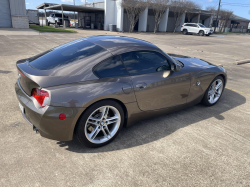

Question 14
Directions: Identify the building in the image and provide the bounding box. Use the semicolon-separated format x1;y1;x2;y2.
37;0;248;33
37;0;214;32
0;0;29;28
213;14;250;33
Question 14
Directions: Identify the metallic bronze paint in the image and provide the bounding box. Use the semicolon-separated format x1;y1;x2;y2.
15;36;227;141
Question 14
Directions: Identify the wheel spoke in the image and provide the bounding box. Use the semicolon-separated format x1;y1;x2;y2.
106;115;119;125
216;81;222;90
104;126;111;136
209;94;214;103
215;92;221;98
212;81;216;89
88;116;100;126
100;107;109;120
208;90;213;96
90;126;100;140
102;128;110;139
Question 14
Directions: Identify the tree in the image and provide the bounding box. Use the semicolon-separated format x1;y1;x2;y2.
121;0;148;32
206;7;233;32
219;9;234;32
185;0;201;23
170;0;187;33
150;0;170;33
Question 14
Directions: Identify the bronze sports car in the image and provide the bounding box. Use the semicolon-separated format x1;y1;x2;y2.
15;35;227;148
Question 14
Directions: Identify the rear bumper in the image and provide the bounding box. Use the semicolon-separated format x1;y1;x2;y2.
15;80;83;141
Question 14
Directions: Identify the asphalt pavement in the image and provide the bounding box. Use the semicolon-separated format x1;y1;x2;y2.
0;29;249;186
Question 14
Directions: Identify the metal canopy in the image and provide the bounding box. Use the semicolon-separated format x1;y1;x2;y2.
36;3;104;12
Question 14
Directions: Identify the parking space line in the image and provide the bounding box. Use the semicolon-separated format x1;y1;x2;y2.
226;87;250;96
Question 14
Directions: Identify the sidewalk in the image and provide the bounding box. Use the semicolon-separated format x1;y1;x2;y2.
0;28;39;35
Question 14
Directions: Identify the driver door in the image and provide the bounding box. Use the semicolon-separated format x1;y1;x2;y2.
120;51;191;111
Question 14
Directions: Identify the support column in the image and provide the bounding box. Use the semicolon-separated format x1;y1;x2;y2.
104;0;116;30
116;0;123;32
44;9;48;26
61;5;65;28
138;7;148;32
176;13;185;32
197;13;200;23
204;16;212;27
158;8;169;32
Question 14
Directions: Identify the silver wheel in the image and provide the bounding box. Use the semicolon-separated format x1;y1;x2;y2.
207;79;223;104
84;106;121;144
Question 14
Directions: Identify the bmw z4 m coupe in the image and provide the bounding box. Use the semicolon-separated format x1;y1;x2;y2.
15;35;227;148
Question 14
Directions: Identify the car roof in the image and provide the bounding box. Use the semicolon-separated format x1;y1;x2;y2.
185;23;199;24
85;35;159;54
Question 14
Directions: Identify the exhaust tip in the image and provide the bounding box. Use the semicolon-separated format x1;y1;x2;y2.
33;125;39;134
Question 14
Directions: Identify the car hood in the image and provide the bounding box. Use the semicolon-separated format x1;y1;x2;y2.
169;54;216;72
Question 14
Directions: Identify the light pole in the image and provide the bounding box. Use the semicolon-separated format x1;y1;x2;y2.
214;0;221;33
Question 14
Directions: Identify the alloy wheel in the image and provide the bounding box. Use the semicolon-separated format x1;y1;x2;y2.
207;79;223;104
84;106;121;144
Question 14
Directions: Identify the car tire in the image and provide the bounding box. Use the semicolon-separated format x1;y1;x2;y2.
75;100;124;148
48;21;50;26
199;30;204;36
206;34;210;36
201;76;224;106
183;29;188;35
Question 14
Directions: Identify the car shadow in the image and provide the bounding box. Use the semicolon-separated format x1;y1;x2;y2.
56;88;246;153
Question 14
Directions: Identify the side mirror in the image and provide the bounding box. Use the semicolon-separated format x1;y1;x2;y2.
171;63;181;72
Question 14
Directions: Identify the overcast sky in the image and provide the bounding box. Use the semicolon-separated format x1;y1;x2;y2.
25;0;250;20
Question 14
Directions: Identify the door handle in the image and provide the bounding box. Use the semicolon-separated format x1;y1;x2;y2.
136;83;147;90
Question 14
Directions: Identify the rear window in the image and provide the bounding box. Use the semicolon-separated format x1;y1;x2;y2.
29;40;106;70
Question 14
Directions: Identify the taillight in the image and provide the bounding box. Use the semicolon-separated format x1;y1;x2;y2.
31;88;50;107
181;25;183;27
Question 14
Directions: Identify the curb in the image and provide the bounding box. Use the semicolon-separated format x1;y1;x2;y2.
235;59;250;65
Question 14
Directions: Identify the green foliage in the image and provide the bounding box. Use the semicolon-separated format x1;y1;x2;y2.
29;25;77;33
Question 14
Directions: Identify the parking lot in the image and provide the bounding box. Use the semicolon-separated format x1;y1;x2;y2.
0;29;250;186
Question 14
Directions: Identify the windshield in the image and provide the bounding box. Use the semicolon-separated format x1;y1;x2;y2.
198;24;206;28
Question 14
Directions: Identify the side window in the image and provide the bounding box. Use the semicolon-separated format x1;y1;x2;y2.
120;51;170;76
93;56;128;78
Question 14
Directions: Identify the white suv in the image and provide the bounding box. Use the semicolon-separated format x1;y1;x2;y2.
181;23;213;36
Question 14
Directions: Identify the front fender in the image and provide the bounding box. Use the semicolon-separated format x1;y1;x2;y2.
187;67;227;102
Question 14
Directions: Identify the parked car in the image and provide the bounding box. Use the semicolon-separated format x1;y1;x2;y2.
47;13;70;26
181;23;213;36
15;36;227;148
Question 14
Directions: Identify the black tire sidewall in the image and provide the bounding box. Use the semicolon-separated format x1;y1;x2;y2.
202;76;225;106
75;100;124;148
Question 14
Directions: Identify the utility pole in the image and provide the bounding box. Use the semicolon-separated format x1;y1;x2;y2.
73;0;76;27
214;0;221;33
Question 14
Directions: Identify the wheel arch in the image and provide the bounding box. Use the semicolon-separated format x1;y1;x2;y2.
72;98;128;137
